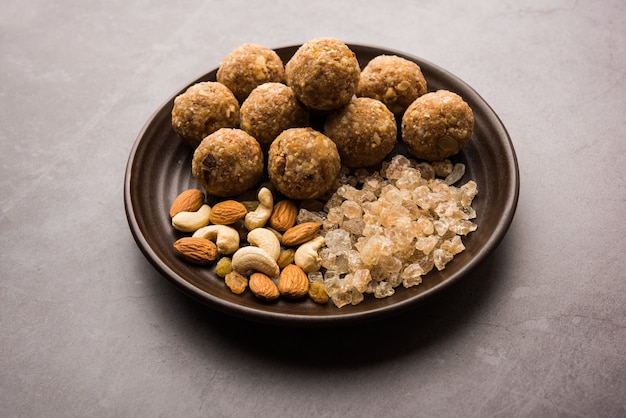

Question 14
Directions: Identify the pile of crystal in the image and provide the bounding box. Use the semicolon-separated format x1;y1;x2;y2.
297;154;478;308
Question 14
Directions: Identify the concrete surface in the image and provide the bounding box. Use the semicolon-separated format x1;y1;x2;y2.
2;0;625;416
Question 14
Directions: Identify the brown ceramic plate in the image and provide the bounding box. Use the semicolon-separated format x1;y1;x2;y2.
124;44;519;326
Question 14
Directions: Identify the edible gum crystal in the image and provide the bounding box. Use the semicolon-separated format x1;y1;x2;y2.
317;155;478;308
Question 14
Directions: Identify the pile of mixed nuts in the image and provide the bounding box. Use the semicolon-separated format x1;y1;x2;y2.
170;186;329;303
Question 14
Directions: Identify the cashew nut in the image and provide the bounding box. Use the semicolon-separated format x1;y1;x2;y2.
246;228;281;261
231;246;280;278
192;225;240;255
244;187;273;230
294;236;325;273
172;204;211;232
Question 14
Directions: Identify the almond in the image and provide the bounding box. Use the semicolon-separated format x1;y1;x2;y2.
169;189;205;218
209;200;247;225
278;264;309;299
173;237;217;265
281;222;321;246
268;199;297;231
249;272;280;301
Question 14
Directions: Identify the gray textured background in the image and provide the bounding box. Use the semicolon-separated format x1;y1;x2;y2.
2;1;625;416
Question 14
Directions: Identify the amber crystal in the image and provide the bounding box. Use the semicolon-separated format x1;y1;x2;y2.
317;154;478;308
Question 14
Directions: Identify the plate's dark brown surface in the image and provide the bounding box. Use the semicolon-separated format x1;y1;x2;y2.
124;44;519;326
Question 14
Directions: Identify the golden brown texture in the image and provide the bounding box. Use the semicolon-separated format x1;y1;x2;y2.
308;282;329;304
171;82;239;148
224;271;248;294
285;37;360;111
324;97;397;168
191;128;264;197
267;127;341;200
240;83;309;151
401;90;474;161
216;43;285;102
357;55;427;115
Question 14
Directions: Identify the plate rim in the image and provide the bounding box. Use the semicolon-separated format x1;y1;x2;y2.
124;43;520;327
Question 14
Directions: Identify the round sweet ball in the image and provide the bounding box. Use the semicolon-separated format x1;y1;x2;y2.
171;82;240;148
268;127;341;200
285;37;360;111
324;97;397;168
357;55;427;115
216;44;285;102
240;83;309;151
401;90;474;161
192;128;264;197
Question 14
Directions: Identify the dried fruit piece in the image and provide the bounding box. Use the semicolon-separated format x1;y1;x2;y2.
173;237;217;265
215;257;232;277
169;189;205;218
224;271;248;294
209;200;248;225
276;248;295;269
249;272;279;301
278;264;309;299
268;199;298;231
281;222;321;246
308;282;329;304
